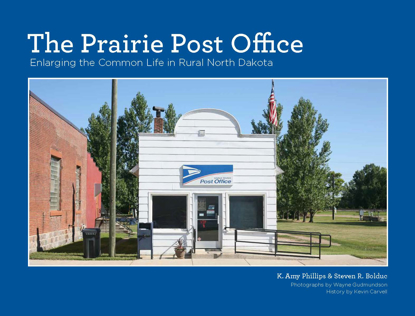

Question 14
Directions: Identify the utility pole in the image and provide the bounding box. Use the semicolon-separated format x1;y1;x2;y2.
109;79;118;257
332;175;335;220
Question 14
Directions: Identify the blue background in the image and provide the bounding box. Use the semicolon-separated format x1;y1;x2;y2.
1;1;411;315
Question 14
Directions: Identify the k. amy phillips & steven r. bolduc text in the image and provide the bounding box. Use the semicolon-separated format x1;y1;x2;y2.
27;32;303;54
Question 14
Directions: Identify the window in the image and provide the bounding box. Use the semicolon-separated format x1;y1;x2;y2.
152;196;187;229
75;166;81;210
230;196;263;229
50;157;61;210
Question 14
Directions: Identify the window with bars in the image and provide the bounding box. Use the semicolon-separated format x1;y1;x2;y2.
50;157;61;210
75;166;81;210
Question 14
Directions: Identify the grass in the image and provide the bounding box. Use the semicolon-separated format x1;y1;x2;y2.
126;224;137;233
30;233;138;261
30;214;387;260
277;215;387;258
318;210;387;217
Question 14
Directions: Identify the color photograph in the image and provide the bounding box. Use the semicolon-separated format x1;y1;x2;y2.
28;78;387;266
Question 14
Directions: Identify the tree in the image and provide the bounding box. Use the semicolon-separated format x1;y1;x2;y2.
251;102;287;218
82;103;130;212
340;164;387;209
279;98;332;222
327;171;345;220
251;102;283;139
163;103;182;133
341;181;354;209
118;92;153;168
308;163;330;222
117;92;153;212
82;103;112;209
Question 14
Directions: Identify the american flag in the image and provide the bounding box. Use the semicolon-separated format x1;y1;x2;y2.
269;79;278;127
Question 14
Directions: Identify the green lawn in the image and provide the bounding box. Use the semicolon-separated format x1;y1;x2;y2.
277;215;387;258
126;223;137;233
30;233;138;261
318;210;387;217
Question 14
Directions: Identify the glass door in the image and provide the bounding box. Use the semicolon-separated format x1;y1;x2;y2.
196;195;221;249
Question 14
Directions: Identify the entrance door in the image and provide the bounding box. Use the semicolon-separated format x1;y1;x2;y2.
195;195;221;249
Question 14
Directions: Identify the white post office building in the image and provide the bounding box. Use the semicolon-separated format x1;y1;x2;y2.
131;108;283;255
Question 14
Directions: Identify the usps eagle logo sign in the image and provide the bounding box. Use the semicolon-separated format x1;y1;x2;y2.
182;165;233;186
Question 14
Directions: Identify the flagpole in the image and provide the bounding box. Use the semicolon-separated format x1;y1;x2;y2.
273;125;276;165
271;82;278;226
272;79;276;167
269;79;278;169
272;124;275;163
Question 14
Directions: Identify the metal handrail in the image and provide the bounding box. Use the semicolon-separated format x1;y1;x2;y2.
116;219;133;235
320;234;332;248
232;228;332;259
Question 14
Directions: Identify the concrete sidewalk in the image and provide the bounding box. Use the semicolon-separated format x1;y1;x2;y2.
29;255;387;267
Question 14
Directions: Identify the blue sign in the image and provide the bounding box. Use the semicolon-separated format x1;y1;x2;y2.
182;165;233;186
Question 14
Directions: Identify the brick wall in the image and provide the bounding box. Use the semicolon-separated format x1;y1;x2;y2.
29;93;87;252
86;152;102;228
154;117;163;133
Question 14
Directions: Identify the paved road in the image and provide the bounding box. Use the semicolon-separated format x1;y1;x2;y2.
29;255;387;267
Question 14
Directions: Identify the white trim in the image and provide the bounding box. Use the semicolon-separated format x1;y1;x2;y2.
148;191;191;230
225;192;268;229
175;108;242;135
138;133;174;137
153;228;188;235
139;132;276;139
129;164;139;177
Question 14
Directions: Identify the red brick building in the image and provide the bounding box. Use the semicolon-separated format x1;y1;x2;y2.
29;91;101;253
86;152;102;228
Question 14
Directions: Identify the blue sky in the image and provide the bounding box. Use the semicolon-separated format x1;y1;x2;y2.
29;79;387;183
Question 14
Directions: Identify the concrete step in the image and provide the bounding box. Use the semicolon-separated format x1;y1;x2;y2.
95;218;134;234
192;249;223;259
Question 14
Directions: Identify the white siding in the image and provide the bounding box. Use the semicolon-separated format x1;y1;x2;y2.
140;147;275;156
140;161;276;170
138;109;278;254
140;155;274;162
